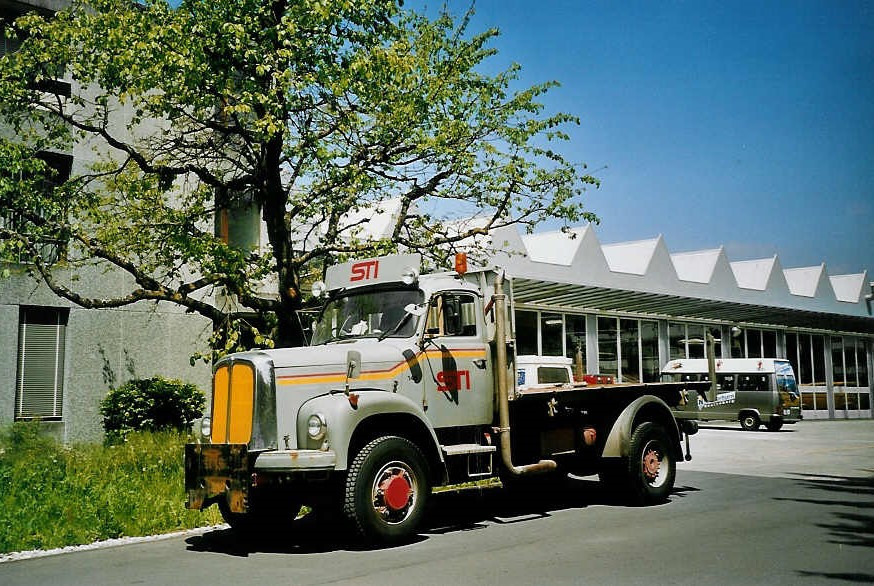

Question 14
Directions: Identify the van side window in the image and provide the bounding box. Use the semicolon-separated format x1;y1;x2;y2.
737;374;770;392
717;374;735;392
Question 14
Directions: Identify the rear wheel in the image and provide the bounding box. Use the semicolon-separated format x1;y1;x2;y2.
600;422;675;505
344;436;431;543
740;412;761;431
628;422;675;504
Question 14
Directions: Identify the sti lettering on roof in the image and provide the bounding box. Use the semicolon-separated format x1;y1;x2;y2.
325;254;421;290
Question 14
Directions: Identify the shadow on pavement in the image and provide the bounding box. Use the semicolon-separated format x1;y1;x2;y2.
185;475;668;556
774;472;874;582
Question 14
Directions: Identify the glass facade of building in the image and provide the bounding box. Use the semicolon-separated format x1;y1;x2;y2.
514;307;872;418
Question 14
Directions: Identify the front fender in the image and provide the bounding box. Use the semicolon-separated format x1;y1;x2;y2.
298;390;442;471
601;395;682;459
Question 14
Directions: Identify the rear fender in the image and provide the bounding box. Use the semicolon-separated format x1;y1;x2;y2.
602;395;682;460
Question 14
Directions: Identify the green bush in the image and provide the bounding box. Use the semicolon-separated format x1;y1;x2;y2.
0;422;222;554
100;377;205;442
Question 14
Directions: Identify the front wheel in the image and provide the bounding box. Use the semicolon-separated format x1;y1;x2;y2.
344;436;431;543
740;412;761;431
765;418;783;432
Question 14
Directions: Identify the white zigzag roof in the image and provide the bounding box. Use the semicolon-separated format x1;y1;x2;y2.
485;224;872;335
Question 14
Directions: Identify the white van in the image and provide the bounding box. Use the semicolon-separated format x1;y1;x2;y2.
661;358;802;431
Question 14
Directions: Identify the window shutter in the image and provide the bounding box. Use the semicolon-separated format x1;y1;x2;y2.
15;308;67;420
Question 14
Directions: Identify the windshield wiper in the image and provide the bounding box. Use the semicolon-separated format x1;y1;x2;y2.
377;312;412;341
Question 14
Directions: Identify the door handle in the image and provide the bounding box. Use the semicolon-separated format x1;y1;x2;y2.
473;359;487;369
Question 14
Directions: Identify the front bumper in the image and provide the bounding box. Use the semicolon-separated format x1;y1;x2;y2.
184;444;339;513
184;443;249;513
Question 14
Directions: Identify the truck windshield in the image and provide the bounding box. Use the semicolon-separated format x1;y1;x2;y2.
311;289;424;344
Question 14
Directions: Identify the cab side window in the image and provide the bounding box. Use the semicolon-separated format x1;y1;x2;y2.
426;293;478;337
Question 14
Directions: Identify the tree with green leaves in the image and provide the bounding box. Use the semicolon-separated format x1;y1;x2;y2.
0;0;598;353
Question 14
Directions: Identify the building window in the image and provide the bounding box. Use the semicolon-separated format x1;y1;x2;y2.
1;19;22;55
786;332;799;380
669;322;718;360
687;324;705;358
540;313;564;356
15;307;68;421
746;329;762;358
856;340;871;388
831;337;846;387
597;316;618;377
669;322;685;360
812;335;826;386
565;314;586;379
641;320;660;382
738;328;777;358
514;310;538;355
832;336;871;389
762;330;777;357
597;317;658;383
619;319;640;383
215;191;261;251
1;151;73;265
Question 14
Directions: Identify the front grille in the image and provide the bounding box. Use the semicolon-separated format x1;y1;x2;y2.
210;361;255;444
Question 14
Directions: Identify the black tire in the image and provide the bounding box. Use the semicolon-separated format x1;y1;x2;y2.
627;422;675;504
344;436;431;543
765;418;783;432
740;412;761;431
600;422;675;505
219;487;302;537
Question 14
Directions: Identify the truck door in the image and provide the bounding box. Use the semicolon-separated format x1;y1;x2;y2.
420;292;493;428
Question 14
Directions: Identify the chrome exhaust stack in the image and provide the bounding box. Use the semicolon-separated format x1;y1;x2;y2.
493;272;557;477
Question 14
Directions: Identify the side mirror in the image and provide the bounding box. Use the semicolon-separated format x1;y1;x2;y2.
346;350;361;380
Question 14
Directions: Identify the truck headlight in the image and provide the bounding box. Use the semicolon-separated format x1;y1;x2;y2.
307;413;326;441
200;416;212;440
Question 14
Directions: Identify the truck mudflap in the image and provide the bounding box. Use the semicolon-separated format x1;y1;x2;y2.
185;443;249;513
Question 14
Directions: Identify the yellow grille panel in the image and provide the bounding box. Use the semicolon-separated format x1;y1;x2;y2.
211;366;230;443
228;363;254;443
210;362;254;444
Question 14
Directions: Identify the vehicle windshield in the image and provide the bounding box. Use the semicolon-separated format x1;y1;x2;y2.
310;288;424;344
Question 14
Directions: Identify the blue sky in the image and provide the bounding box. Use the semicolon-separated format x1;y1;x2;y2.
426;0;873;275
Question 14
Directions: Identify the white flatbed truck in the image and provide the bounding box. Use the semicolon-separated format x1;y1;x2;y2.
185;254;704;542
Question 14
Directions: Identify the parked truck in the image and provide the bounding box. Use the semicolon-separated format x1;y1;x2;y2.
185;253;704;542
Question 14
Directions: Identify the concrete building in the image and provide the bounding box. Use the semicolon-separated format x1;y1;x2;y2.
0;0;213;443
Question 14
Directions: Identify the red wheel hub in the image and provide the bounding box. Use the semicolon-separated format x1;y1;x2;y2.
381;473;412;511
643;449;661;480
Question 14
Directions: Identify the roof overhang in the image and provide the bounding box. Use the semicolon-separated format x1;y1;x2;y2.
510;278;874;335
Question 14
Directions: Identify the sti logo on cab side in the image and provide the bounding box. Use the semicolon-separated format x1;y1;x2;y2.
350;260;379;282
437;370;472;393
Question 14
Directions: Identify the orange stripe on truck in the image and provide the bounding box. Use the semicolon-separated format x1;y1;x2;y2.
276;349;486;387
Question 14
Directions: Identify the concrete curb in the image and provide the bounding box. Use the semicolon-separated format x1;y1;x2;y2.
0;525;228;564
